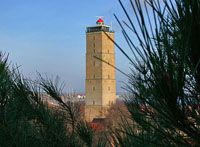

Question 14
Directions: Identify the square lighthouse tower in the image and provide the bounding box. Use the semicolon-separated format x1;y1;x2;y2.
85;18;116;122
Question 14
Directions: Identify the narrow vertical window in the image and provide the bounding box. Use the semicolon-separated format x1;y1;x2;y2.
108;87;110;91
93;101;95;105
93;36;95;50
108;50;109;53
108;75;110;79
93;87;95;91
93;74;95;79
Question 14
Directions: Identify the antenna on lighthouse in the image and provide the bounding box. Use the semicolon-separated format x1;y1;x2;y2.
96;16;104;19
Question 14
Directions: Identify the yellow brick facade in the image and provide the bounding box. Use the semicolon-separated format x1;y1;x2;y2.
85;29;116;122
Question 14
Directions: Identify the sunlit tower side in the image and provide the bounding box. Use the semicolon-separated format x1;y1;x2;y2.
85;17;116;122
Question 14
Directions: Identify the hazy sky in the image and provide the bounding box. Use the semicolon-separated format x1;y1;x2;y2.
0;0;136;94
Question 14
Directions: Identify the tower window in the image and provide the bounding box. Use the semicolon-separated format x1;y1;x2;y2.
108;50;109;53
93;43;95;48
93;101;95;105
108;75;110;79
93;74;95;79
93;87;95;91
108;87;110;91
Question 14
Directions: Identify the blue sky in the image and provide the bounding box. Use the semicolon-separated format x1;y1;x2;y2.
0;0;135;94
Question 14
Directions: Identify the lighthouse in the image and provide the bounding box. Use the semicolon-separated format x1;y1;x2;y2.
85;17;116;122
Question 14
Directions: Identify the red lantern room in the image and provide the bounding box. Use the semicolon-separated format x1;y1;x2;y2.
96;18;104;25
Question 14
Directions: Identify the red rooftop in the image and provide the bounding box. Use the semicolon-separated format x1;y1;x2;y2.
97;18;104;23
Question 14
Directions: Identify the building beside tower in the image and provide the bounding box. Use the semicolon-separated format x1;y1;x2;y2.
85;18;116;122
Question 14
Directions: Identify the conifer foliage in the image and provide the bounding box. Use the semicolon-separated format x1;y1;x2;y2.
111;0;200;146
0;53;95;147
